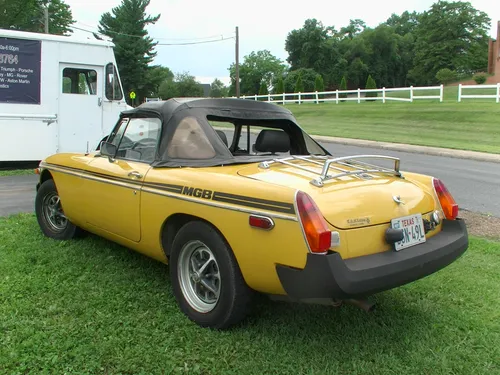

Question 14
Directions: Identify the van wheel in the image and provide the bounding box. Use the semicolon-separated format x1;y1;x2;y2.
35;179;80;240
169;221;253;329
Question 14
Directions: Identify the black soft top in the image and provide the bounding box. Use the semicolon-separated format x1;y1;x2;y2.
121;97;295;122
117;97;327;168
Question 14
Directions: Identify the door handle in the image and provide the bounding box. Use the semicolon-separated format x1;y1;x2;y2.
128;171;143;179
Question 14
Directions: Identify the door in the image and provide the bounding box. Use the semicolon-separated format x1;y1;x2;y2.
81;116;162;242
58;63;104;153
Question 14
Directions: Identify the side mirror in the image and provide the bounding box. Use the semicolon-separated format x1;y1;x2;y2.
100;141;117;160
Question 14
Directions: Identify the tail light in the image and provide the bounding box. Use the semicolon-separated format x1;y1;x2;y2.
432;178;458;220
295;191;331;253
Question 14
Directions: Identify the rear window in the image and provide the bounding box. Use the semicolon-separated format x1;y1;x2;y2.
167;116;216;159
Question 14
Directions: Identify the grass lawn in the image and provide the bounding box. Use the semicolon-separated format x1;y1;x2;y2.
282;86;500;154
0;169;35;177
1;214;499;374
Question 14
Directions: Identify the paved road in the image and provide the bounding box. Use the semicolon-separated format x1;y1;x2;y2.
1;139;499;217
0;174;38;217
319;142;500;217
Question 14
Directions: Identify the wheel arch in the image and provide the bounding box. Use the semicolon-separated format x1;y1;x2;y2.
160;213;232;260
37;169;54;191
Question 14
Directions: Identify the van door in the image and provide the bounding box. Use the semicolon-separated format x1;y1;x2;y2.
58;63;104;153
101;63;129;143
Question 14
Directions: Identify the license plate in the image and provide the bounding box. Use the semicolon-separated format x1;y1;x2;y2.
391;213;426;251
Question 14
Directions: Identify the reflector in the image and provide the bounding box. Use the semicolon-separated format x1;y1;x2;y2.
249;215;274;230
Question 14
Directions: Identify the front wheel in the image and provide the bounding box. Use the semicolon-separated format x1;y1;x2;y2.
35;179;81;240
169;221;254;329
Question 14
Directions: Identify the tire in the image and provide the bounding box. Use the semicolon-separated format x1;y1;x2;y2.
169;221;253;329
35;179;80;240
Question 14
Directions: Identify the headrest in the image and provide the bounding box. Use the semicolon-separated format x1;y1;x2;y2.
254;129;290;153
215;130;228;146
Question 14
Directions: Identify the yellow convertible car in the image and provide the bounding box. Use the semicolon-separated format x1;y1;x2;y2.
34;98;468;329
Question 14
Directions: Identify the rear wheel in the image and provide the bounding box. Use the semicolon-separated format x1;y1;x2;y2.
35;179;80;240
169;221;253;329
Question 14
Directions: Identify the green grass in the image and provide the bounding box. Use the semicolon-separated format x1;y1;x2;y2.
1;214;499;374
284;86;500;154
0;169;35;177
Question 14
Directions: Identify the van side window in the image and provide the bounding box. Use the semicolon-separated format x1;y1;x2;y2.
105;63;123;101
62;68;97;95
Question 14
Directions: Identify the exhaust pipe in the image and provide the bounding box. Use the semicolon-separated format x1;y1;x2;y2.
344;298;376;312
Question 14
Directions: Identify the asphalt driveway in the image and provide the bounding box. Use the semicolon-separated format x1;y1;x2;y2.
0;174;38;217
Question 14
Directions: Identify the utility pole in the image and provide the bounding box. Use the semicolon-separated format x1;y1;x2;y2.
235;26;240;98
44;5;49;33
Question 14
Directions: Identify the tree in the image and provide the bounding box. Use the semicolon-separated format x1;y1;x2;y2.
294;73;304;93
315;74;325;101
174;72;204;97
409;1;491;85
435;68;457;85
385;11;420;36
258;82;269;96
314;74;325;93
340;19;366;39
98;0;160;104
282;68;318;93
158;72;204;99
273;76;285;95
0;0;75;35
209;78;228;97
365;74;377;100
285;18;337;75
144;65;174;97
158;79;177;99
228;50;286;95
339;76;347;100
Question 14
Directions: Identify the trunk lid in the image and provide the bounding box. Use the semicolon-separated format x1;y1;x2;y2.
237;158;435;229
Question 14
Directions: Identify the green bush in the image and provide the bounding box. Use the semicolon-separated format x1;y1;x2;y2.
339;76;347;101
274;76;284;95
295;73;304;101
473;72;488;84
435;68;457;85
258;82;268;99
365;74;377;101
315;74;325;100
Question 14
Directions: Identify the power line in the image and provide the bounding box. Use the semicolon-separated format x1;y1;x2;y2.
156;36;235;46
73;22;235;43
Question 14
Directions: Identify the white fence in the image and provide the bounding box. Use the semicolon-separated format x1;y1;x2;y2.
458;83;500;103
239;85;444;104
235;83;500;104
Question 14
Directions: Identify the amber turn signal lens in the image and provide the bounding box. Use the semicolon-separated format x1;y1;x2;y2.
432;178;458;220
296;191;331;253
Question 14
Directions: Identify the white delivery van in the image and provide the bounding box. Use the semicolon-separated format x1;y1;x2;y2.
0;28;131;163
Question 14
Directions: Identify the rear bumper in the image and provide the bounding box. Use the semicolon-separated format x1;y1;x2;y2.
276;218;468;300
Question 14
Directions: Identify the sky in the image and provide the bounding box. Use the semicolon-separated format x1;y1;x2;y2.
66;0;499;86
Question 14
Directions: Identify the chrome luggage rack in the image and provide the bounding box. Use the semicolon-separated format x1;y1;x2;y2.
258;154;402;187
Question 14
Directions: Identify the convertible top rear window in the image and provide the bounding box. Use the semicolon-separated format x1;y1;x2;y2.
167;116;216;160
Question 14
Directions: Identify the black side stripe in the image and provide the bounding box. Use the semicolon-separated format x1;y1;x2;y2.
43;163;295;215
212;192;295;214
143;182;183;194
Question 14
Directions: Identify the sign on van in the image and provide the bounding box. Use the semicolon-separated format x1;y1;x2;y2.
0;37;41;104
